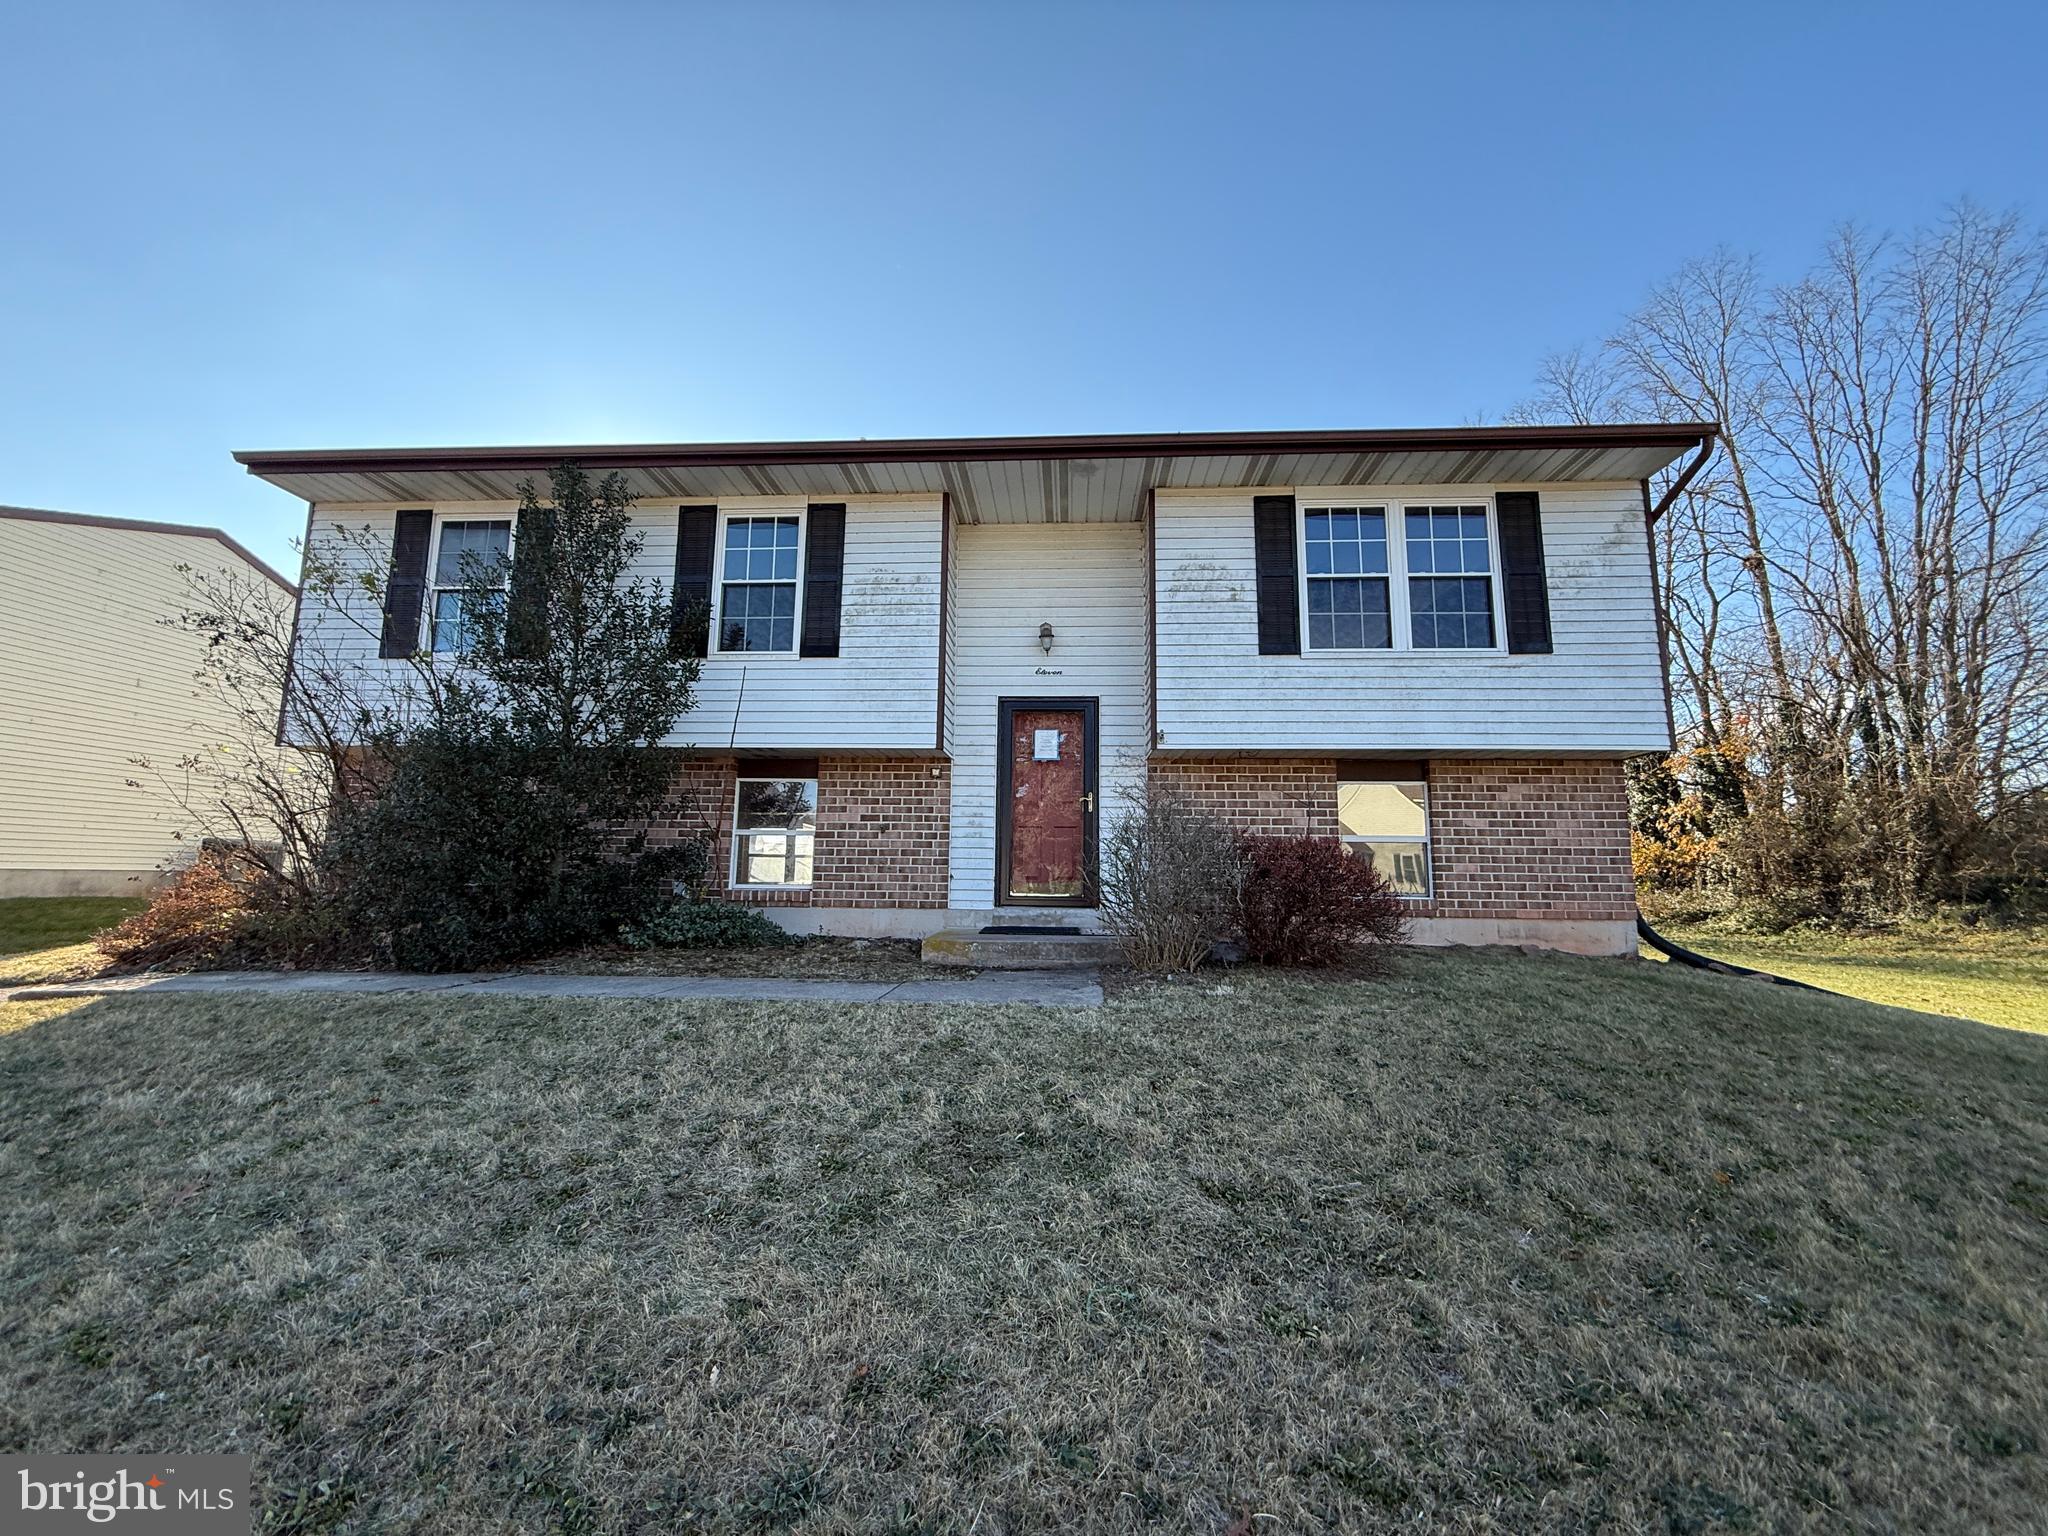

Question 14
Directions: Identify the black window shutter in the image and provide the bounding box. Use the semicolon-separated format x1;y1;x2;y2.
504;499;553;660
1496;491;1553;654
1252;495;1300;655
669;505;717;658
799;502;847;658
378;509;433;658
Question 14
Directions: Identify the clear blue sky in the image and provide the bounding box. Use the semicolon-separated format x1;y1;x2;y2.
4;1;2043;571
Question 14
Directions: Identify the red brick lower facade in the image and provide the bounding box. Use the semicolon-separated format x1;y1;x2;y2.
641;753;950;910
1148;755;1637;926
813;757;951;910
1146;757;1341;838
1425;759;1635;922
629;750;1631;950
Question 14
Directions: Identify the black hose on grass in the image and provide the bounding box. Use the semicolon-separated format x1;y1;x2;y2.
1635;915;1835;996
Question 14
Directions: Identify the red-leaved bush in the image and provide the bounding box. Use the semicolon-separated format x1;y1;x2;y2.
1236;835;1410;968
95;850;266;971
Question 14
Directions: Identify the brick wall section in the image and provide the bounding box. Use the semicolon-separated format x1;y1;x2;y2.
637;753;815;906
812;756;951;909
1151;754;1635;922
1425;758;1635;921
1146;757;1340;837
636;752;949;909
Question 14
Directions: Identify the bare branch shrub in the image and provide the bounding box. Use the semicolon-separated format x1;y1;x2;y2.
129;546;380;908
1097;787;1242;972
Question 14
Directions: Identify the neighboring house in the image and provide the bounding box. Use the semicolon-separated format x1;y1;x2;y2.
0;505;297;896
241;423;1715;955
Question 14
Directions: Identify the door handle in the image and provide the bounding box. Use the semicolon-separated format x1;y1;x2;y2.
1083;791;1096;813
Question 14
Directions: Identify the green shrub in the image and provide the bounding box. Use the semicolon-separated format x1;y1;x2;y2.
621;900;797;950
316;464;706;971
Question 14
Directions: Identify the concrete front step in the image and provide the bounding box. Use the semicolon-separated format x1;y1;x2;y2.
921;928;1117;969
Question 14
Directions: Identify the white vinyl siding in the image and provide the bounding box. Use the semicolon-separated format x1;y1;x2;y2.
1154;484;1670;755
944;522;1147;910
293;494;944;750
0;515;290;884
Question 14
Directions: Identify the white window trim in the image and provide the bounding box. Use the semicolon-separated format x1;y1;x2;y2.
424;513;515;654
729;775;819;890
711;504;808;659
1339;778;1433;901
1294;487;1509;656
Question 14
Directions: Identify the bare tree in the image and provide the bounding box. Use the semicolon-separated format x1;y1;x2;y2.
1523;202;2048;913
131;538;396;906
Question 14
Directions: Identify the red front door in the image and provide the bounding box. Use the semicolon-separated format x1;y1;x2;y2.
1002;704;1093;903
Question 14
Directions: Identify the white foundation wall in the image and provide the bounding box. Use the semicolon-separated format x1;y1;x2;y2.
294;494;944;751
943;522;1148;911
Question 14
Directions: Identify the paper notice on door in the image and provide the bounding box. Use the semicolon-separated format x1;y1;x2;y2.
1032;728;1062;762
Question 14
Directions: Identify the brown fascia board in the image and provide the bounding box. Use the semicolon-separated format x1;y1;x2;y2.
233;422;1720;478
0;503;299;594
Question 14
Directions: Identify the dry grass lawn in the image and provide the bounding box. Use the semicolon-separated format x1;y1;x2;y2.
0;896;145;984
528;938;940;983
2;949;2045;1533
1652;921;2048;1035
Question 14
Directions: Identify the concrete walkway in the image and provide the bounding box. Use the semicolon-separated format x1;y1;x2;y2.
9;967;1103;1008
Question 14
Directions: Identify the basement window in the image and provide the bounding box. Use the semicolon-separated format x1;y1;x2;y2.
731;777;817;888
1339;779;1431;898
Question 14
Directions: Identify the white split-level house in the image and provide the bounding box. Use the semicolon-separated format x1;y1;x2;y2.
241;423;1717;956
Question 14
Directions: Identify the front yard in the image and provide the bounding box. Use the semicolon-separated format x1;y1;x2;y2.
1651;920;2048;1034
3;949;2044;1532
0;895;144;985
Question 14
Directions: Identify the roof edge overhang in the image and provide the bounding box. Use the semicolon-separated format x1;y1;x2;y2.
234;422;1718;480
0;503;298;594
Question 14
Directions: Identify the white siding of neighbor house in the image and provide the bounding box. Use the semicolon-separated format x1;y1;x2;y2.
1152;484;1671;755
294;495;945;751
945;522;1148;910
0;516;291;891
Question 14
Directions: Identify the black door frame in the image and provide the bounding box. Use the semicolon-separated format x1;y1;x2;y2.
994;696;1100;908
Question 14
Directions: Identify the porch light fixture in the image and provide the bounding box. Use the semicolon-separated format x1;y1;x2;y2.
1038;622;1055;655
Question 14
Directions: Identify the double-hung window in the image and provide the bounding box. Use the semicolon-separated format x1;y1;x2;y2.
731;777;817;888
1303;507;1392;650
1339;778;1431;898
428;519;512;653
1298;495;1501;652
717;514;802;653
1404;505;1495;649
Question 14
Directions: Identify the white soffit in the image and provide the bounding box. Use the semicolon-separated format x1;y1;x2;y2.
236;428;1712;523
